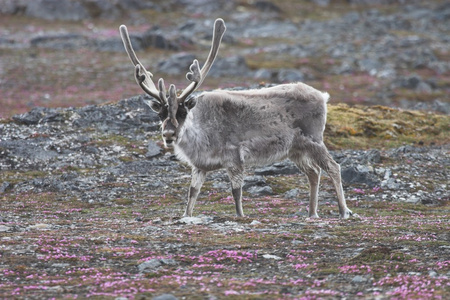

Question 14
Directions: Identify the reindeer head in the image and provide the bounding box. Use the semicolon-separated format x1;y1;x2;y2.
119;19;226;148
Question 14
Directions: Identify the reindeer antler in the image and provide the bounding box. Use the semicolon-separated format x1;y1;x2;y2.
119;19;226;106
120;25;161;101
177;18;226;103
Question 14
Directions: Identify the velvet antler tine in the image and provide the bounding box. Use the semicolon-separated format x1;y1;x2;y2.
167;84;179;128
158;78;167;104
120;25;160;100
178;18;226;102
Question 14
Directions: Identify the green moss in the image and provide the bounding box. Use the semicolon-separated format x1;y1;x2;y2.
351;246;392;263
326;104;450;149
389;252;414;261
0;170;48;184
115;198;133;206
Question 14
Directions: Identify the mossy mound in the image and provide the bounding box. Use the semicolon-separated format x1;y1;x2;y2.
326;104;449;149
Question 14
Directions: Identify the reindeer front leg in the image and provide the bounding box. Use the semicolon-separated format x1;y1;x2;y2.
227;166;245;217
183;168;206;217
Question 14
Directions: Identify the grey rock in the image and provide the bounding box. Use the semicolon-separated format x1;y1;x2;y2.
254;1;282;13
352;275;367;283
25;0;88;21
0;139;59;162
51;263;70;268
382;178;400;190
181;0;234;14
431;99;450;115
362;149;381;164
141;28;179;50
328;43;356;59
30;34;90;50
108;160;177;176
160;259;177;266
178;217;205;225
243;175;273;195
0;0;26;15
244;21;298;38
342;12;360;23
311;0;330;7
209;56;252;78
152;294;179;300
243;175;267;189
12;107;60;125
254;69;274;80
332;60;356;75
254;161;299;176
70;96;159;133
146;140;162;158
358;58;382;75
0;225;12;232
0;182;12;194
277;69;304;83
94;38;125;52
84;146;99;155
212;181;228;189
394;75;432;92
138;258;177;273
341;165;380;187
157;53;197;75
389;145;415;157
138;259;162;272
247;185;273;196
10;0;160;21
284;188;300;199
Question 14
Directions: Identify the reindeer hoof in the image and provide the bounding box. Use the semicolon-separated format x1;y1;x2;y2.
307;213;320;219
340;209;354;219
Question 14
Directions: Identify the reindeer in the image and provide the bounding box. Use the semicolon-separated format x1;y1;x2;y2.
119;18;353;219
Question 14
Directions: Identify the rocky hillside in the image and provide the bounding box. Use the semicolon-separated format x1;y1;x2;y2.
0;1;449;299
0;0;449;118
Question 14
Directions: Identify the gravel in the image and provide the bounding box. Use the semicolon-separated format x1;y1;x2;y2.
1;99;448;206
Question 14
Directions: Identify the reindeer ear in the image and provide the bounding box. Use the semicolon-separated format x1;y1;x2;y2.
144;99;162;113
184;96;197;110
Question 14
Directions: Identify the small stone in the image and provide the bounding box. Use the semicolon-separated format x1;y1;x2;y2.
160;259;177;266
262;254;282;260
284;188;300;199
146;140;162;158
362;149;381;164
157;53;196;75
152;294;178;300
0;225;11;232
428;270;438;277
212;181;228;189
27;223;52;230
277;69;304;83
352;275;366;283
254;161;298;176
138;259;162;272
178;217;204;225
52;263;70;268
254;68;273;80
247;185;273;196
0;182;12;193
